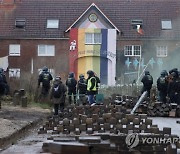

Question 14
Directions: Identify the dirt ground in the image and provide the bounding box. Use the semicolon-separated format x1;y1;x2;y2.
0;102;50;149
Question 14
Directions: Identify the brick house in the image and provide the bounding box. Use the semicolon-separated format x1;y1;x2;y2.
0;0;180;89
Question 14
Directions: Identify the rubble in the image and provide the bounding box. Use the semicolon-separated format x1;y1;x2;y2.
39;105;180;153
112;94;180;117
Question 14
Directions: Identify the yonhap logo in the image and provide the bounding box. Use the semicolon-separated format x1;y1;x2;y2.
125;133;180;149
125;133;139;149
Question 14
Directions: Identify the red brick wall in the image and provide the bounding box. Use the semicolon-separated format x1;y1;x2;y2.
0;39;69;81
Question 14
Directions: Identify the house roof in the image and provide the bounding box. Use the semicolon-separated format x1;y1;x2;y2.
0;0;180;39
65;3;120;33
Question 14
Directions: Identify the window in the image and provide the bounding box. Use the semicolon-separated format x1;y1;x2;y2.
9;68;20;78
38;45;55;56
131;19;143;29
124;45;141;56
156;46;168;57
9;44;20;56
47;19;59;28
85;33;102;44
15;19;26;28
161;20;172;30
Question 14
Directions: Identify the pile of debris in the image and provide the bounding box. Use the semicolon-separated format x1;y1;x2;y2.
112;94;180;117
39;105;180;153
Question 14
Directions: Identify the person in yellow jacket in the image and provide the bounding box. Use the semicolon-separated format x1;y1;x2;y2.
86;70;96;106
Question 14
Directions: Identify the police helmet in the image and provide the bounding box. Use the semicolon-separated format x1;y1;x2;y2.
171;72;176;78
0;68;3;74
160;71;166;76
145;71;150;75
87;70;94;76
169;68;178;74
162;70;168;76
79;74;84;79
69;72;74;78
42;66;48;72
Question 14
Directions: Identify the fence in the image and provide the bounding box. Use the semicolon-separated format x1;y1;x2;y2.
98;84;142;98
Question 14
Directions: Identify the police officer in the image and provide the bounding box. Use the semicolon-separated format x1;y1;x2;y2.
169;68;178;78
77;74;87;105
0;68;5;96
66;72;77;104
50;76;67;115
38;66;53;98
167;69;179;103
86;70;96;106
157;71;168;103
175;71;180;105
141;71;153;97
0;68;9;95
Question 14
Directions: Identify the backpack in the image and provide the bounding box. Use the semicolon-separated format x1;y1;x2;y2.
42;72;50;86
158;77;167;91
67;78;72;86
147;75;153;84
159;77;166;84
53;84;62;98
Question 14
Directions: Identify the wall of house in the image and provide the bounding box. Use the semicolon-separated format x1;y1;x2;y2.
0;39;69;85
116;39;180;84
0;37;179;91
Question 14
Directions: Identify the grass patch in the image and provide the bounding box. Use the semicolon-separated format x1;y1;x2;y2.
30;101;52;109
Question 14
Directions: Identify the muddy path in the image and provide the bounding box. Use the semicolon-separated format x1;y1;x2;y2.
0;105;50;150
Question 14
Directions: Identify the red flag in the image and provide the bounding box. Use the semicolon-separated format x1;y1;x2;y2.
137;25;144;35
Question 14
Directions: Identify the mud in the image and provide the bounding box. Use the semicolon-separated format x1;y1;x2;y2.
0;105;50;149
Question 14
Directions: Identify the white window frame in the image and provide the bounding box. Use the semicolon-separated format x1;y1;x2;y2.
47;19;59;28
124;45;141;56
9;44;20;56
161;20;172;30
85;33;102;44
9;68;20;78
38;45;55;56
156;46;168;57
15;19;26;29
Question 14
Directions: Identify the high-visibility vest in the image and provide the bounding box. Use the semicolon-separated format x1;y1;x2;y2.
87;77;96;91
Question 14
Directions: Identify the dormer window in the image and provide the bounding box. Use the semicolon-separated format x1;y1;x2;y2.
161;20;172;30
131;19;143;29
47;19;59;29
15;19;26;29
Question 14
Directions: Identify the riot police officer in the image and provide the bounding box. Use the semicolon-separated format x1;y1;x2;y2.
66;72;77;104
77;74;87;105
157;71;168;103
141;71;153;97
38;66;53;98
